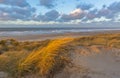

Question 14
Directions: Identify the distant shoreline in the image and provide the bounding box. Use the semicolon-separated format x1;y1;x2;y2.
0;30;120;41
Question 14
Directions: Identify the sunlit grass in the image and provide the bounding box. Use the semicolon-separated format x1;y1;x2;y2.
18;38;73;77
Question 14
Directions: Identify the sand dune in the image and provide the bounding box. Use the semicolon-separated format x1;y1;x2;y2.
55;46;120;78
0;33;120;78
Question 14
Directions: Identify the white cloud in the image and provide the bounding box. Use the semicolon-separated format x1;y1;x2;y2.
0;20;60;25
86;17;112;23
61;9;86;21
70;9;83;15
114;13;120;22
0;19;83;25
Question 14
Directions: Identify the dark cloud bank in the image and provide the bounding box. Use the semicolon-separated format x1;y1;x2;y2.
0;0;120;23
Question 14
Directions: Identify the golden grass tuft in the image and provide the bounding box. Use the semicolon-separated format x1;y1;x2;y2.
18;38;73;77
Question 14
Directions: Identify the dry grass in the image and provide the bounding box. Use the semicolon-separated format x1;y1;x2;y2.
0;51;28;77
73;33;120;48
0;39;50;54
18;38;73;78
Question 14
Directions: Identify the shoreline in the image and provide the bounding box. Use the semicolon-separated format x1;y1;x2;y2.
0;30;120;41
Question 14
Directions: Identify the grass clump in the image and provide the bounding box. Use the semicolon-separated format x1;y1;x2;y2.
0;51;28;77
0;39;50;54
18;38;73;78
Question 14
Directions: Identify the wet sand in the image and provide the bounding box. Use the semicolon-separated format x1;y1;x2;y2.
0;30;120;41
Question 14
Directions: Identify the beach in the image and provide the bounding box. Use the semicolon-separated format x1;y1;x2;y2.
0;30;120;41
0;30;120;78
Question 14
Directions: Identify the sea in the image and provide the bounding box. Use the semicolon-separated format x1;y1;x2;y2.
0;26;120;36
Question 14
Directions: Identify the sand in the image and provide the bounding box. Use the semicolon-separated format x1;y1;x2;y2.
55;46;120;78
0;30;120;41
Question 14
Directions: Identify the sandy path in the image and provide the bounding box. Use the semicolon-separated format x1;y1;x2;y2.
0;72;7;78
55;46;120;78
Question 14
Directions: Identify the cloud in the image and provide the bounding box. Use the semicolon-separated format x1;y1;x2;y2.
0;0;120;24
34;10;59;21
108;2;120;14
0;6;36;20
0;0;36;20
86;17;111;23
97;8;112;18
86;9;97;20
39;0;56;8
114;14;120;22
84;1;120;22
60;1;120;23
61;9;86;21
72;1;120;23
0;0;29;7
60;3;93;22
45;10;59;20
0;20;60;25
77;3;93;10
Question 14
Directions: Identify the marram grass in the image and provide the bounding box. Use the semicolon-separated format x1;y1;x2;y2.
18;38;73;77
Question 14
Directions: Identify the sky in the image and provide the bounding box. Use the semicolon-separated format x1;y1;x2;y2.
0;0;120;25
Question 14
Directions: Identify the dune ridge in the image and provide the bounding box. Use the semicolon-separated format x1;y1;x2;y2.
0;33;120;78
